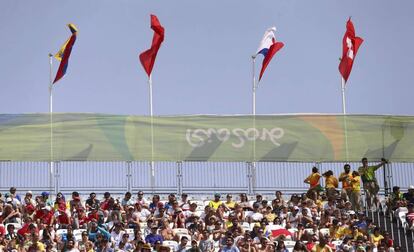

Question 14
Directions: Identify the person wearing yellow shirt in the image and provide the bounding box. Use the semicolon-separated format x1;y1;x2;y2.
350;171;361;211
369;227;384;248
208;193;223;210
339;164;353;201
350;226;364;240
304;167;322;198
323;170;339;200
335;224;352;240
311;236;332;252
224;194;236;211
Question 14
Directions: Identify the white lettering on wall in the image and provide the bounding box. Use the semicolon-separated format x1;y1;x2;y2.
185;128;284;148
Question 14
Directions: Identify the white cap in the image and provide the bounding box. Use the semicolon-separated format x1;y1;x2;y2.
409;185;414;190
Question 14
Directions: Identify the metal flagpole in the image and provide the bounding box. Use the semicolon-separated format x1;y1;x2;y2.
341;77;349;161
149;74;155;193
48;53;54;194
251;56;257;194
341;77;347;114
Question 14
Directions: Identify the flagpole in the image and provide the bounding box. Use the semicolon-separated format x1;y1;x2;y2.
148;74;155;193
48;53;54;195
252;56;256;117
341;77;347;114
341;77;349;161
251;55;257;195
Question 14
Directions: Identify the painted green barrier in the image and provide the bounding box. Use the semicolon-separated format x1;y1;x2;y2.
0;114;412;162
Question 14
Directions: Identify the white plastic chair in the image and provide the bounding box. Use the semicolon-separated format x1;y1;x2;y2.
163;240;178;251
319;228;330;237
398;212;408;228
304;228;314;235
173;228;189;235
125;228;135;240
73;229;87;241
284;240;296;248
332;240;343;247
241;222;252;232
55;228;68;237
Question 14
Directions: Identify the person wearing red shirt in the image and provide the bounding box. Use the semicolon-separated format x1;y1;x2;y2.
34;206;54;229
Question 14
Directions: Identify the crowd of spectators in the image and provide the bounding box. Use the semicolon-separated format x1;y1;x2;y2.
0;158;412;252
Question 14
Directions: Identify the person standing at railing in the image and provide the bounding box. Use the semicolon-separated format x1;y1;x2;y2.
339;164;353;201
322;170;339;201
358;158;387;211
350;171;361;211
304;167;322;198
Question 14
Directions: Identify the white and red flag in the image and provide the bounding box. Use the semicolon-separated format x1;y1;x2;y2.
255;27;284;81
339;18;363;83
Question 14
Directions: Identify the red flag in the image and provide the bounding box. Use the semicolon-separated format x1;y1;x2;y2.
259;40;284;81
139;15;165;77
339;18;363;83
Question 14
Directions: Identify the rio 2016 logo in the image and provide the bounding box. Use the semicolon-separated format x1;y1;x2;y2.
185;128;284;148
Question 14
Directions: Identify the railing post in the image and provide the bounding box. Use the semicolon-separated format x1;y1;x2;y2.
54;161;60;195
383;162;389;197
176;161;183;195
246;162;253;195
126;161;132;193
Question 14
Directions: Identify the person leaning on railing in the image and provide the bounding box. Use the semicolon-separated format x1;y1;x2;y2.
358;157;388;210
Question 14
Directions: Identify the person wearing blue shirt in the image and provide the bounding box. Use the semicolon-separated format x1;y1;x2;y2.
145;225;163;247
88;222;111;242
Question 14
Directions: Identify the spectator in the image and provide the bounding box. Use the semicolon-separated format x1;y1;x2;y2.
350;171;362;211
136;191;150;208
209;193;223;211
78;231;93;252
304;167;322;198
145;225;163;247
238;194;252;211
165;194;177;212
339;164;353;201
85;192;100;211
403;185;414;204
224;194;236;211
387;186;405;213
311;235;332;252
275;240;288;252
69;191;83;214
121;191;134;209
322;170;339;201
88;221;111;243
40;191;54;207
369;227;384;248
219;236;239;252
149;195;161;213
116;233;134;251
9;187;21;203
406;203;414;229
358;157;387;210
176;236;189;252
179;193;191;211
246;203;263;223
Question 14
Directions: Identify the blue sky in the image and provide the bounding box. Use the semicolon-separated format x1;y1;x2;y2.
1;1;413;116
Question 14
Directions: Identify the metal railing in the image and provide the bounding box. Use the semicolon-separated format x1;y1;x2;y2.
1;161;413;198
